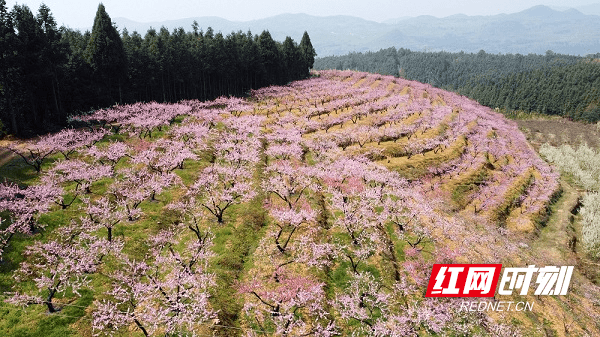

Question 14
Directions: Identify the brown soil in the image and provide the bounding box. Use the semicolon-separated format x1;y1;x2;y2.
516;117;600;150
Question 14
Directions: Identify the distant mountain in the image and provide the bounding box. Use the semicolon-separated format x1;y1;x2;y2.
551;2;600;14
111;5;600;56
382;17;411;24
372;5;599;56
112;14;390;56
576;2;600;16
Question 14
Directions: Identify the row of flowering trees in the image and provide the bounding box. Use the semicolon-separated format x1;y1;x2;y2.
0;70;555;335
253;70;560;224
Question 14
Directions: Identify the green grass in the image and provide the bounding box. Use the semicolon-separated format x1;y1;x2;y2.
0;216;97;336
489;172;535;226
208;194;268;336
450;164;490;210
0;156;43;184
0;290;92;337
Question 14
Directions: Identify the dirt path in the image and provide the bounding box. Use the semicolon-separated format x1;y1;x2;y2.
530;179;580;265
508;179;592;337
0;148;15;169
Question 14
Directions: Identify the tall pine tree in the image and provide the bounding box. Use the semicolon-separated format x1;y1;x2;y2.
37;4;67;127
282;36;301;82
0;0;18;134
257;30;280;86
299;31;316;77
12;5;45;131
84;3;126;106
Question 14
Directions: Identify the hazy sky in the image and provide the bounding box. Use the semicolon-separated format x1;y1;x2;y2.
6;0;599;29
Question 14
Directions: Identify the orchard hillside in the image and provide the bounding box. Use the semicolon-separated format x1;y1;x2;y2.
0;70;599;336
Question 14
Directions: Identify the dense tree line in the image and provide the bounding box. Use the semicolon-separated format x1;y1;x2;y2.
315;47;600;122
0;2;316;136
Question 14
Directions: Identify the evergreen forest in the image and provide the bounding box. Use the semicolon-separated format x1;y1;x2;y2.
315;47;600;122
0;2;316;137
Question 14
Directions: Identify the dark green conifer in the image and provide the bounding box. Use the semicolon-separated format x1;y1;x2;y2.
0;0;18;134
84;3;127;105
299;31;316;76
257;30;280;86
282;36;301;82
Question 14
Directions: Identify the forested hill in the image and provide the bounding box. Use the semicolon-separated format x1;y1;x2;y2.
314;48;600;122
0;2;316;137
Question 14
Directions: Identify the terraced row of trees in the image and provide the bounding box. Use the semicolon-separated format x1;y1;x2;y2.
314;47;600;122
0;70;578;335
0;1;316;136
